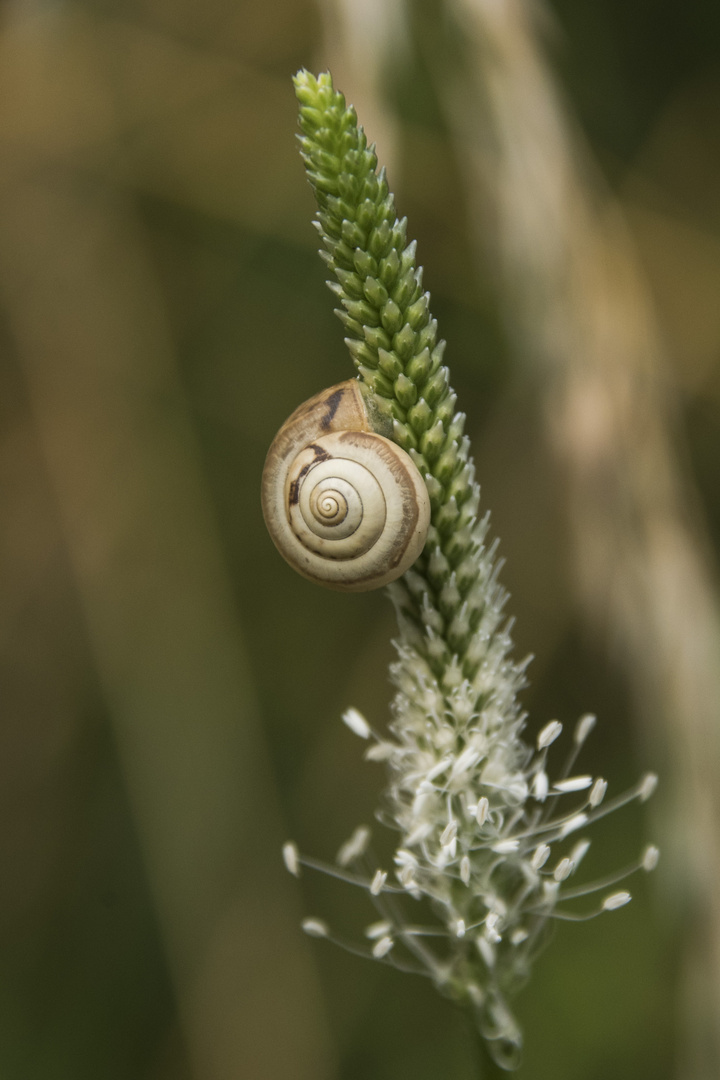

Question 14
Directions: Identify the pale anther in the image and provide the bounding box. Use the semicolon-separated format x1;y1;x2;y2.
283;841;301;878
460;855;471;885
507;779;529;801
559;812;588;838
398;866;416;889
441;820;458;847
574;713;597;745
336;825;371;867
553;857;573;882
485;913;502;943
537;720;563;750
510;928;529;945
451;746;481;778
426;757;453;782
302;918;329;938
476;796;489;825
639;773;659;802
589;778;607;807
543;880;560;902
365;920;392;939
372;935;394;958
553;775;593;793
642;845;660;872
394;849;419;870
365;742;394;761
342;707;371;739
602;891;632;911
531;843;550;870
370;870;387;895
477;936;495;968
405;823;433;846
533;771;549;801
492;838;520;853
570;839;591;866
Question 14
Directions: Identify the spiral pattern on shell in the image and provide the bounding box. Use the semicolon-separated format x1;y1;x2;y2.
261;381;431;591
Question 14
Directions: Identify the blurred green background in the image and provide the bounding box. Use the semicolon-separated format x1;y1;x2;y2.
1;0;719;1078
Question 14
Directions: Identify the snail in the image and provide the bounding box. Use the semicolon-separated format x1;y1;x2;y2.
261;380;431;591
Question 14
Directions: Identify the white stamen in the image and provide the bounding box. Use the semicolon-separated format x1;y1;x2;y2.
492;838;520;853
574;713;597;745
365;742;394;761
372;935;394;958
553;775;593;793
426;756;453;782
336;825;371;867
506;778;529;801
543;880;560;903
639;773;658;802
398;866;416;890
602;891;632;911
405;823;433;846
455;919;466;938
477;936;495;968
451;746;481;778
553;857;573;882
476;796;489;825
570;839;591;866
485;913;502;942
460;855;471;885
511;928;529;945
441;820;458;847
589;778;607;807
395;849;419;871
531;843;551;870
559;812;588;838
537;720;563;750
397;846;418;872
302;918;329;938
282;841;301;877
365;921;392;939
370;870;387;895
533;771;549;801
642;845;660;872
342;707;371;739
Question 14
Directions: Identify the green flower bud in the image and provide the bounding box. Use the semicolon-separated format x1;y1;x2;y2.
394;373;418;409
381;298;404;335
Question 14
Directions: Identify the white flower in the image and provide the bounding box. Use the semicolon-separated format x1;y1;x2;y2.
286;697;658;1067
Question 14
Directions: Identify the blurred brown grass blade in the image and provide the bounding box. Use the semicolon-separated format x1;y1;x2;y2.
316;0;406;181
0;8;335;1079
440;0;720;1074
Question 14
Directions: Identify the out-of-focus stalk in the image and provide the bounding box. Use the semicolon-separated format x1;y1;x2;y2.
440;1;720;1074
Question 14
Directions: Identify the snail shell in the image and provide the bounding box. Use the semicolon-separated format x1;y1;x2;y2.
261;380;431;591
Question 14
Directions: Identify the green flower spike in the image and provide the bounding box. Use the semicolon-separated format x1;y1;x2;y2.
283;69;658;1071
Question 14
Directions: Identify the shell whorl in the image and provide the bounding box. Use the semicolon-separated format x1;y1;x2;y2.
261;381;431;592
